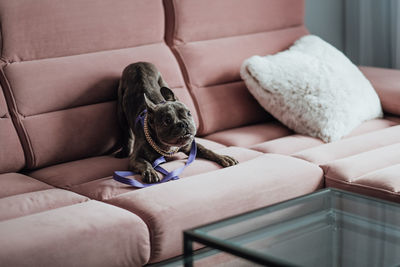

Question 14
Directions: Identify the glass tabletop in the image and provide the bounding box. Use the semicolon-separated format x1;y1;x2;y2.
184;188;400;267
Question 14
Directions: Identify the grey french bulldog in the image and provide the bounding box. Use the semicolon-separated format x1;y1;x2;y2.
116;62;238;183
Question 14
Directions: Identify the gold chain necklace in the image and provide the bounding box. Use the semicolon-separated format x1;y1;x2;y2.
143;114;179;157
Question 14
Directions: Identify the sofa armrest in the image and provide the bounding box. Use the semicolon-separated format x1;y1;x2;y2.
359;66;400;116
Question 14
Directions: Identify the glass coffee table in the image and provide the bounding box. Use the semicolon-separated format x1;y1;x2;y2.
183;188;400;267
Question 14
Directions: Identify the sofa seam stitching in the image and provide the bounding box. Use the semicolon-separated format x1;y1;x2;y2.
0;64;36;168
177;23;305;45
164;0;206;136
1;40;166;64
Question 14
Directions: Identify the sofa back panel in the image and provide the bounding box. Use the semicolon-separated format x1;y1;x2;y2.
23;102;119;169
173;27;308;135
3;44;197;169
165;0;307;135
177;27;308;88
194;82;270;135
0;88;25;173
4;44;195;118
165;0;304;44
0;0;165;62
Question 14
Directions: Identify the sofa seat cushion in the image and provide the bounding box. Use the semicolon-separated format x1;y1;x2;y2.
106;153;323;263
293;124;400;165
0;201;151;267
204;121;293;147
70;146;262;201
0;189;88;221
29;156;130;190
28;138;226;190
321;143;400;202
250;117;399;155
0;173;89;221
0;173;52;198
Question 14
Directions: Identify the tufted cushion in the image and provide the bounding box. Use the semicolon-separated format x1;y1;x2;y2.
322;143;400;202
0;0;165;61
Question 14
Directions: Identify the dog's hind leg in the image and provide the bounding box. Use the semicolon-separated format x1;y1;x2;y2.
115;81;133;158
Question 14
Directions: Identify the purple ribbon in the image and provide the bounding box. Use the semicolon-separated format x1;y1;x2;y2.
113;109;197;188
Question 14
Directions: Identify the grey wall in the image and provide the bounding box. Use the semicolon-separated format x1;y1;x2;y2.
305;0;345;51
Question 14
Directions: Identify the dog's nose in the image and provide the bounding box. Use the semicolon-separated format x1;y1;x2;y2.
176;122;185;128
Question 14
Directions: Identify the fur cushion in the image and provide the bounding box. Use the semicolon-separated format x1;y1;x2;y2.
240;35;383;142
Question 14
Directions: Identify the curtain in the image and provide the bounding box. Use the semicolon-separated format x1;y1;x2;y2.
345;0;400;69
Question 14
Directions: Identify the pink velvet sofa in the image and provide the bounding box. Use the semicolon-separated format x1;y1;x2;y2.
1;0;400;266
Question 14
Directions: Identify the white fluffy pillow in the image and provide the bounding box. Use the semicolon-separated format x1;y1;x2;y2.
240;35;383;142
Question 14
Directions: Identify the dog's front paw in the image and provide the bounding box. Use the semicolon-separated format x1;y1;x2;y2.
142;168;161;183
218;155;239;167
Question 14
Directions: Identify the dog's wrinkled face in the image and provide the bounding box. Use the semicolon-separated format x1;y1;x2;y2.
148;102;196;147
144;88;196;147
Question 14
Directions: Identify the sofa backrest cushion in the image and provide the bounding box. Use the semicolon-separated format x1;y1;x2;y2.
164;0;309;135
0;0;164;61
0;0;197;169
0;87;25;173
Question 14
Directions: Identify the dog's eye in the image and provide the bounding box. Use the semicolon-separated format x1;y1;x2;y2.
164;117;172;125
187;111;191;117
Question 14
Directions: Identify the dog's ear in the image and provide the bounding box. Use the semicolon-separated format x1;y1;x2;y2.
160;87;178;102
144;93;157;112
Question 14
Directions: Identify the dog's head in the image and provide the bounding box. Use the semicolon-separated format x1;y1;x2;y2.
144;87;196;147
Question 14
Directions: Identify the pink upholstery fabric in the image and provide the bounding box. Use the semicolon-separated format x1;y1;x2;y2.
345;118;399;137
0;189;88;221
321;143;400;183
250;134;324;155
205;121;292;147
0;88;7;116
28;156;129;189
4;45;193;117
0;201;151;266
386;116;400;124
293;125;400;165
3;44;198;169
0;0;165;61
0;88;25;173
250;118;399;155
107;154;323;262
28;138;224;190
360;66;400;116
0;118;25;172
0;172;88;221
165;0;308;135
71;147;262;200
173;27;308;89
322;144;400;201
0;173;52;198
187;82;270;135
165;0;305;44
22;102;120;168
195;137;226;150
